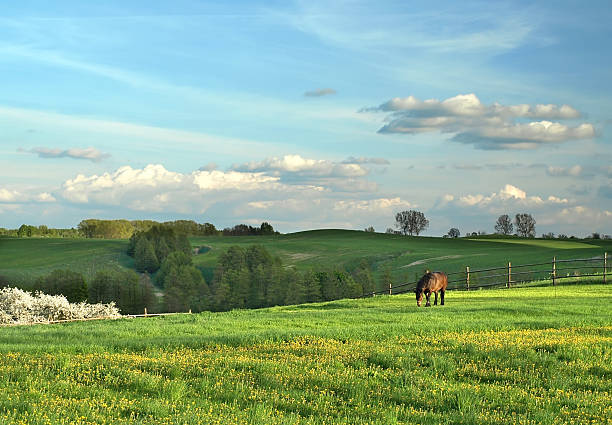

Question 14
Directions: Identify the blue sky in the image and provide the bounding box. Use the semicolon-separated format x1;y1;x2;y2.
1;0;610;236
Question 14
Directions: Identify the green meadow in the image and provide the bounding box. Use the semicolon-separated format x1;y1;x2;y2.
1;284;611;424
1;230;609;286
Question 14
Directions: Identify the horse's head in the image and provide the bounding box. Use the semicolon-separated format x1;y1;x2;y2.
415;291;423;307
415;288;424;307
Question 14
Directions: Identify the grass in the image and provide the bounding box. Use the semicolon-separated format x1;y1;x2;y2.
1;284;611;424
1;230;609;286
190;230;610;283
0;237;133;285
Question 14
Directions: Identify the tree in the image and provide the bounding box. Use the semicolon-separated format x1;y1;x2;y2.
35;269;88;303
447;228;460;238
494;214;513;235
302;270;322;303
364;226;375;233
353;259;375;296
380;267;393;294
395;210;429;236
135;237;159;273
515;213;536;238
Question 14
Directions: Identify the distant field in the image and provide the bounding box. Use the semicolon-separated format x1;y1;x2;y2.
0;237;132;285
1;284;610;424
189;230;610;283
1;230;610;285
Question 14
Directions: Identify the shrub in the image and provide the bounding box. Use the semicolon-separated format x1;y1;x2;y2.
0;287;120;325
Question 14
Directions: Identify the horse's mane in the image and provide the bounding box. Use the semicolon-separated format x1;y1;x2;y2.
415;272;432;292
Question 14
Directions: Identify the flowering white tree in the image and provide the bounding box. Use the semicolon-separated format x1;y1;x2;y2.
0;287;120;325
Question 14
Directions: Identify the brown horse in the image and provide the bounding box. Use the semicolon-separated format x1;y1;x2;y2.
415;271;448;307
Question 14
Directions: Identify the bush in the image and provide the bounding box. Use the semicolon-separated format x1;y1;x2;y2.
34;269;88;303
0;287;120;325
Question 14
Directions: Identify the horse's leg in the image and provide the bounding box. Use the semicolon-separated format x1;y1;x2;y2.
425;291;431;307
434;291;438;306
441;289;445;306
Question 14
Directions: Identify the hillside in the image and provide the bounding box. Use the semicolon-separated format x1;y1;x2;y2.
1;230;610;286
1;285;611;424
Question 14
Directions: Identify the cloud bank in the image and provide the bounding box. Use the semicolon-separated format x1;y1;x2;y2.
364;93;595;150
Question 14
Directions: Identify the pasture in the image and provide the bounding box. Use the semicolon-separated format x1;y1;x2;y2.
1;284;611;424
1;230;609;286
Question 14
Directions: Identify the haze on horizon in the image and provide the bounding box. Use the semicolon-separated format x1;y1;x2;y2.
1;0;610;237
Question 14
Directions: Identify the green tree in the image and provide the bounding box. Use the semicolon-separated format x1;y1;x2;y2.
395;210;429;236
284;268;306;305
135;237;159;273
353;260;375;296
35;269;87;302
302;270;322;303
380;267;393;295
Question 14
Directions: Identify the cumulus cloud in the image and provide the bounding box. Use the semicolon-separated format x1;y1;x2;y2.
20;146;110;162
55;163;409;230
60;164;294;212
439;184;569;210
199;162;218;171
0;187;56;203
232;154;369;178
364;93;594;150
304;88;336;97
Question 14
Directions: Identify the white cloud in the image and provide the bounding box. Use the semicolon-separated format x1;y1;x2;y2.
556;206;612;226
366;93;594;150
232;154;369;178
0;187;56;204
53;162;410;230
0;188;20;202
21;146;110;162
60;164;295;212
445;184;568;210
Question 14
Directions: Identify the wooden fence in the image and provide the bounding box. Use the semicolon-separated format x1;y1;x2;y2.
0;310;193;328
366;252;609;297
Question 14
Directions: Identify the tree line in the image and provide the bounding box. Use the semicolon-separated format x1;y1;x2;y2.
3;219;278;239
207;246;375;311
1;242;381;314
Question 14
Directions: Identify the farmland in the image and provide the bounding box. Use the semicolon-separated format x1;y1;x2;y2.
1;284;611;424
1;230;610;286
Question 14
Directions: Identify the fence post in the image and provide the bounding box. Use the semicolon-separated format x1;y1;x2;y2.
552;256;556;286
466;266;470;291
507;262;511;288
144;307;147;317
389;281;392;295
604;252;607;284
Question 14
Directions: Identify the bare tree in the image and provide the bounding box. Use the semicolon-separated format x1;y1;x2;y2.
494;214;513;235
514;213;536;238
447;228;460;238
395;210;429;236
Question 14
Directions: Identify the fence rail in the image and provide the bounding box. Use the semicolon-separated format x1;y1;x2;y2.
365;252;609;297
0;310;193;328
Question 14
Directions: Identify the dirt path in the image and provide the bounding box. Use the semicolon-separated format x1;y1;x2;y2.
401;253;487;268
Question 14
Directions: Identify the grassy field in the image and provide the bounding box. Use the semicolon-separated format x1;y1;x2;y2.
0;237;133;286
191;231;610;284
0;284;611;424
1;230;610;285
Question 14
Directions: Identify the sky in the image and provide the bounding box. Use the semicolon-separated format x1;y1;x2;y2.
1;0;611;236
